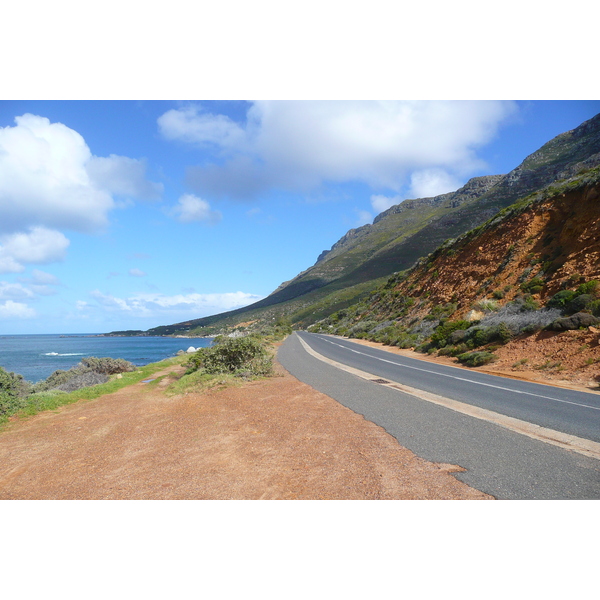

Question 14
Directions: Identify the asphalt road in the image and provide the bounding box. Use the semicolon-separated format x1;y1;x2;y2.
278;332;600;499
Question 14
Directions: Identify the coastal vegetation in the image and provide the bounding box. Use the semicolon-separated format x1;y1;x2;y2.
0;322;293;426
0;356;176;426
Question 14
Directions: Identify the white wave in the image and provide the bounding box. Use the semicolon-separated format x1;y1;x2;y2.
43;352;85;356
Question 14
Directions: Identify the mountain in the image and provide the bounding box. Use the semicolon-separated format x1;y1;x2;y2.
116;112;600;337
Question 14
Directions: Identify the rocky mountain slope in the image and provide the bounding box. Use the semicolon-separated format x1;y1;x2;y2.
116;112;600;338
309;166;600;389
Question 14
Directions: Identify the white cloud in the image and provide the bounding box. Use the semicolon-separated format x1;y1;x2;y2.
171;193;222;224
0;227;70;274
158;105;248;150
129;268;147;277
0;281;34;301
0;300;36;319
89;290;263;319
355;210;373;226
370;194;401;214
0;113;162;235
86;155;163;200
28;269;61;286
160;101;517;200
16;269;62;296
0;114;114;233
408;168;463;199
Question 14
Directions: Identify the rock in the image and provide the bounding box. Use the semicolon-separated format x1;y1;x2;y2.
551;312;600;331
465;310;485;322
176;350;185;356
186;346;197;353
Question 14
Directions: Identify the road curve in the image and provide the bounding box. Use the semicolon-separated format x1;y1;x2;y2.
278;332;600;499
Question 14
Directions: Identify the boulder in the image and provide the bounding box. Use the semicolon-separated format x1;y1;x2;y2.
551;312;600;331
465;310;485;322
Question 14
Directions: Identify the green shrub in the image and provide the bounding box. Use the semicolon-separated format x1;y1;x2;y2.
575;280;599;296
456;351;497;367
80;357;135;375
186;335;272;377
430;320;471;349
521;277;545;294
0;366;30;416
547;290;577;310
567;294;595;314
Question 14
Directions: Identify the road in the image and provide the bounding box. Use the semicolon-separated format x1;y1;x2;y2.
278;332;600;499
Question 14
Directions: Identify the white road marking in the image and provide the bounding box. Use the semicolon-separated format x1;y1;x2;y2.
317;336;600;412
296;334;600;460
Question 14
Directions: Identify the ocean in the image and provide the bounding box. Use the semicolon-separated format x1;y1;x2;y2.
0;334;213;383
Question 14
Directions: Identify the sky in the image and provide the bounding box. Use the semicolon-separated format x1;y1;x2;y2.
0;100;599;334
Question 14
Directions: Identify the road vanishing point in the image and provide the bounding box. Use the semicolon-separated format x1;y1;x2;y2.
278;332;600;499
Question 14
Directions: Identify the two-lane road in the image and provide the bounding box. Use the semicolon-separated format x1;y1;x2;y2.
295;332;600;443
278;332;600;499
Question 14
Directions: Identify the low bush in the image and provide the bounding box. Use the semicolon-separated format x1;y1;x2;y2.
575;280;599;296
429;320;472;349
520;277;545;294
478;302;561;335
80;357;136;375
186;335;273;378
456;351;497;367
547;290;577;310
0;367;30;416
55;371;109;392
32;356;136;393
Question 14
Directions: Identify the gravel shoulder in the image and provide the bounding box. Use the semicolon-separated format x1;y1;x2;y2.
0;356;492;500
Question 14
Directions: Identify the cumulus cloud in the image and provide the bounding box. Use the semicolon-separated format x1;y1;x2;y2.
0;113;163;270
159;101;517;200
0;300;36;320
0;113;164;275
0;227;70;273
171;193;222;224
89;290;262;318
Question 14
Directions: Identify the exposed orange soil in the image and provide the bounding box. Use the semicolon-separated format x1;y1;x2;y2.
0;359;491;500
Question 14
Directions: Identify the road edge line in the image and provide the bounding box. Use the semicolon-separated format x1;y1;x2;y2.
296;334;600;461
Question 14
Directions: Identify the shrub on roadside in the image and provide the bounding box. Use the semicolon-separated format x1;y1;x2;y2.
0;366;29;416
456;351;497;367
186;335;273;378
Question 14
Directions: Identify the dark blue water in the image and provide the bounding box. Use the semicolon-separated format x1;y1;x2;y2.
0;334;213;383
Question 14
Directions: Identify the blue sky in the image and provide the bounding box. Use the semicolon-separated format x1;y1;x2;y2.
1;100;599;334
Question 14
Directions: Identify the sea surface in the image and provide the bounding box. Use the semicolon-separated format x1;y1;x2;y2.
0;334;213;383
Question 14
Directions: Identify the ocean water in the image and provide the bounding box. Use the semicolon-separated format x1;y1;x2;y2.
0;334;213;383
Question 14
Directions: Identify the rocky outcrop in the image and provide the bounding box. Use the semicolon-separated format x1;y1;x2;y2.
551;313;600;331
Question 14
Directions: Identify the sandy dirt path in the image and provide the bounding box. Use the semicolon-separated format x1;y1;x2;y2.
0;359;492;500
